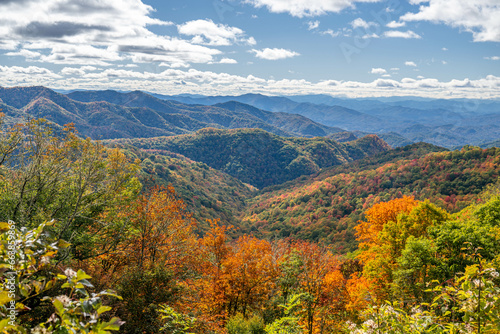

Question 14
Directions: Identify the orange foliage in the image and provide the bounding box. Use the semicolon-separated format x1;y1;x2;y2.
191;221;277;331
289;241;347;334
345;274;372;312
353;196;418;302
355;195;418;261
83;185;197;286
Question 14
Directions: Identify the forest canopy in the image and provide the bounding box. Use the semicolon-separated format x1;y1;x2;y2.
1;116;500;333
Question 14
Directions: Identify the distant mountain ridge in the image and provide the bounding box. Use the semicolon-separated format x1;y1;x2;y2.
3;86;499;148
0;86;344;140
160;92;500;148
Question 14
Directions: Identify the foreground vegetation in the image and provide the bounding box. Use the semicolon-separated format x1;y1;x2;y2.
1;117;499;333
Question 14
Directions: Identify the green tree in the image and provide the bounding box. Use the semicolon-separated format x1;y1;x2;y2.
0;118;140;260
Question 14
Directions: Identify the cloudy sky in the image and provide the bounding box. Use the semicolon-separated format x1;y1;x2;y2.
0;0;499;98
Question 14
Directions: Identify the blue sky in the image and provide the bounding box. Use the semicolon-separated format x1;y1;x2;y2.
0;0;499;98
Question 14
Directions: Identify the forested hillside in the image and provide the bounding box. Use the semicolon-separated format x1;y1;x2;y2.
110;128;390;188
118;145;256;230
240;144;500;251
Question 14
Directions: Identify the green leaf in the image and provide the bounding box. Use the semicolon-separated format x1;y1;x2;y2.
76;269;92;282
79;279;94;288
100;317;123;331
97;305;112;315
53;299;64;316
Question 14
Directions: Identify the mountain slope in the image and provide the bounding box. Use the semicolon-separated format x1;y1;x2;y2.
161;93;500;148
108;128;390;189
117;145;256;230
239;145;500;252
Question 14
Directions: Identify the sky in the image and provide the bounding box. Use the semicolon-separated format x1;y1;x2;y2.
0;0;499;98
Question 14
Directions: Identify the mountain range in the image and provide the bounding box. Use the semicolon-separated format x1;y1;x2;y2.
0;86;343;140
159;93;500;148
3;86;499;149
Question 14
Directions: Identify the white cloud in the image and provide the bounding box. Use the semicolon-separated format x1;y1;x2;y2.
1;65;499;99
362;33;379;39
308;20;320;30
60;65;99;76
386;21;406;28
159;62;191;68
371;68;387;74
320;29;341;37
247;37;257;45
390;67;400;71
400;0;500;42
375;79;400;87
5;49;41;59
38;44;122;66
382;74;391;77
442;60;447;64
0;0;222;67
442;47;448;51
177;19;255;46
384;30;421;39
485;56;500;60
220;58;238;64
61;67;85;76
0;65;59;76
251;48;300;60
405;61;417;67
351;18;377;29
243;0;382;18
81;66;97;71
0;40;19;50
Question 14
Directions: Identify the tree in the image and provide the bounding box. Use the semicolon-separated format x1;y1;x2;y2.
84;185;198;334
195;222;277;331
288;241;344;334
0;117;141;260
355;198;449;302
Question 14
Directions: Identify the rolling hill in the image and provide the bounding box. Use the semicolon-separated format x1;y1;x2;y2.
107;128;391;189
238;145;500;252
115;145;257;231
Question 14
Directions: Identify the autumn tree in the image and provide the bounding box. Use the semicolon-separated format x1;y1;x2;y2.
274;241;347;334
0;117;140;259
354;197;448;303
194;222;277;331
82;185;198;334
223;235;276;317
